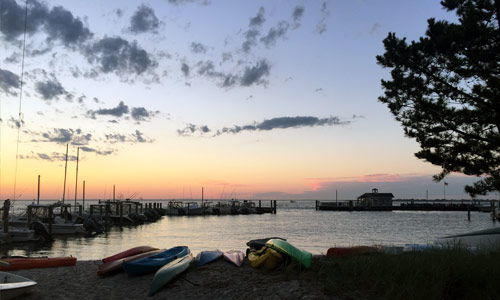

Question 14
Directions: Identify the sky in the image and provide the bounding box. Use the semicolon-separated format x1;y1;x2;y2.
0;0;496;201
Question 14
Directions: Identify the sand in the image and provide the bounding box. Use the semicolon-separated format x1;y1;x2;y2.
8;259;333;300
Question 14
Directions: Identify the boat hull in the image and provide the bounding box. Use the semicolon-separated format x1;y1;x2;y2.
247;247;283;270
265;239;312;268
435;227;500;250
196;250;223;266
98;249;163;276
149;253;193;296
122;246;190;276
0;271;37;300
0;257;76;271
102;245;159;263
223;250;244;267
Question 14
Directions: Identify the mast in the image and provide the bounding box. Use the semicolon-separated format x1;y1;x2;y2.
37;175;40;204
74;147;79;208
82;180;86;211
62;144;68;203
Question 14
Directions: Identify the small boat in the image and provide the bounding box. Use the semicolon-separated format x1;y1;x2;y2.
149;253;193;296
0;271;37;300
435;227;500;250
246;237;286;251
102;245;159;263
196;250;223;266
0;256;76;271
223;250;244;267
265;239;312;268
185;202;205;215
326;246;383;257
247;247;283;270
98;249;163;276
122;246;190;276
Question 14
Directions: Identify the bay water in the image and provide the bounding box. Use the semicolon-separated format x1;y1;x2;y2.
1;200;498;260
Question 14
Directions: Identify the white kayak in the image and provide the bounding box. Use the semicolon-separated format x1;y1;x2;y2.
0;271;37;300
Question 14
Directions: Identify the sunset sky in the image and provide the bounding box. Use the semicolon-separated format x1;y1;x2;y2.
0;0;493;201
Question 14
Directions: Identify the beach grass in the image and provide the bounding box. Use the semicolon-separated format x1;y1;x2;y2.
314;247;500;300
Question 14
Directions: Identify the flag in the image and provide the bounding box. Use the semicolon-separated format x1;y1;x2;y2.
444;182;448;186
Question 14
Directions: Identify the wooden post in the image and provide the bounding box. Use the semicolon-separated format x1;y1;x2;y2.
119;203;123;227
2;199;10;234
105;203;110;228
27;205;32;228
48;206;53;234
273;200;277;214
492;201;496;221
467;205;471;221
90;205;94;216
315;200;318;211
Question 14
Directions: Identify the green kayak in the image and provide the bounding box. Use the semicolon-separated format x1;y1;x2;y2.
265;239;312;268
149;253;193;296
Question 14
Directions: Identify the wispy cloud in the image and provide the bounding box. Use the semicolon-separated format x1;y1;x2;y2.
88;101;129;119
316;2;330;34
129;4;160;34
0;69;20;96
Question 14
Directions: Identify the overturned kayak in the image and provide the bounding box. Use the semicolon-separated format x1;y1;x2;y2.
196;250;223;266
247;247;283;270
265;239;312;268
0;271;37;300
327;246;383;257
98;249;163;276
246;237;286;251
223;250;245;267
0;256;76;271
149;253;194;296
122;246;190;276
102;246;159;263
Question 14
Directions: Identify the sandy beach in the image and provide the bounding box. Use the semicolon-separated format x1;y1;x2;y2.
8;258;333;300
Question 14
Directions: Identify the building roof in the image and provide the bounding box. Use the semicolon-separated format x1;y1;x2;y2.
357;193;394;199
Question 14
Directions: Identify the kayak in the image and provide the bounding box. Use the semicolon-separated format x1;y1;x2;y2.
102;246;159;263
435;227;500;250
122;246;190;276
0;271;37;300
0;256;76;271
247;247;283;270
246;237;286;251
149;253;193;296
223;250;244;267
265;239;312;268
97;249;163;276
327;246;383;257
196;250;223;266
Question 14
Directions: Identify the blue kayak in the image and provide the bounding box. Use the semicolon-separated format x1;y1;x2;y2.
122;246;190;276
196;250;223;266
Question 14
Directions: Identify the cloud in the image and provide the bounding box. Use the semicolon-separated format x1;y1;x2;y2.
240;59;270;86
84;36;157;76
131;106;157;121
80;146;113;156
35;78;71;101
369;23;381;35
129;4;160;34
33;152;77;162
0;69;20;96
177;123;211;136
292;5;305;28
242;7;265;53
181;63;190;76
179;115;350;137
316;2;330;34
7;116;25;129
88;101;129;119
168;0;211;5
195;60;238;88
40;128;91;145
105;130;153;143
0;0;92;47
190;42;207;54
260;21;289;48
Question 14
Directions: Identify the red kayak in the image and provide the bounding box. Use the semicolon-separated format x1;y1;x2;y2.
326;246;382;257
0;256;77;271
98;249;163;276
223;250;245;267
102;246;159;263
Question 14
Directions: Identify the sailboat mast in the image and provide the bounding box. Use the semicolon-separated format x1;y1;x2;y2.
74;147;79;208
62;144;68;203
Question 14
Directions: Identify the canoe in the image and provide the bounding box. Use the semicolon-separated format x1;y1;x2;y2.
265;239;312;268
196;250;223;266
0;256;76;271
122;246;190;276
97;249;163;276
223;250;244;267
246;237;286;251
0;271;37;300
247;247;283;270
327;246;383;257
435;227;500;250
102;245;159;263
149;253;193;296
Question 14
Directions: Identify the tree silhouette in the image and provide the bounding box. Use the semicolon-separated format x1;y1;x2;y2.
377;0;500;197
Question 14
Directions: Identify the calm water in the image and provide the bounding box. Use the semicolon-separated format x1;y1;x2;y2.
1;200;499;260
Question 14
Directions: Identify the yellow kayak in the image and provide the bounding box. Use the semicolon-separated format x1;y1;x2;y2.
247;247;283;270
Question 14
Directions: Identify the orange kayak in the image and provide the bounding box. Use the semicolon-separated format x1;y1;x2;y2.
102;246;159;263
98;249;163;276
0;256;77;271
